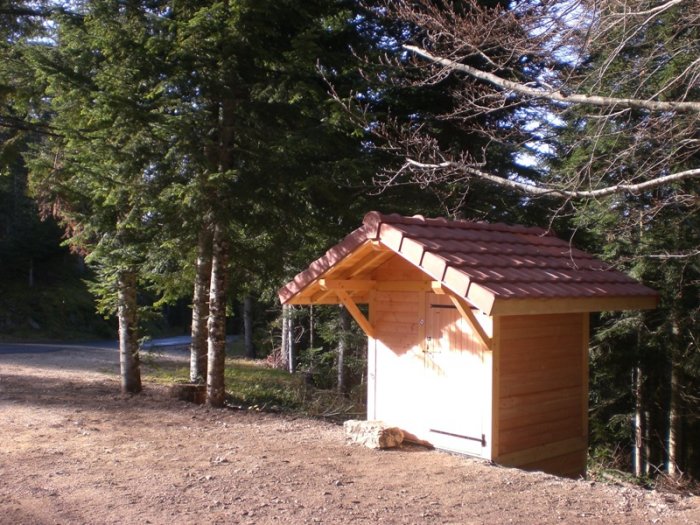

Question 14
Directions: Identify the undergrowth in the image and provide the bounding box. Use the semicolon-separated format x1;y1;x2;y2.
147;356;365;421
587;446;699;495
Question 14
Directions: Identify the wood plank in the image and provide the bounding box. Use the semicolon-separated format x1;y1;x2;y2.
500;321;584;341
499;385;582;410
519;449;587;478
347;249;394;278
499;404;582;432
491;295;658;316
418;290;426;353
500;363;582;384
499;394;580;422
374;320;421;335
500;313;582;328
373;255;427;281
581;313;590;443
373;300;420;313
500;373;582;399
447;293;492;349
373;310;421;325
496;436;587;467
490;317;502;461
375;337;422;353
500;353;580;374
499;415;583;453
374;308;420;321
374;291;420;304
499;333;583;353
376;281;434;292
319;279;376;292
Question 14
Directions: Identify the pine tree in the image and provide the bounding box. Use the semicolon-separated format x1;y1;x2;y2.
26;0;174;393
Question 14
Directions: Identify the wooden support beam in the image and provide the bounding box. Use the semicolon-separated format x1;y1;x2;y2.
432;283;492;349
448;294;492;350
348;250;394;278
431;281;446;294
336;290;376;338
309;288;335;304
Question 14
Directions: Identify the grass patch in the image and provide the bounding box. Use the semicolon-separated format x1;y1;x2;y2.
225;359;305;411
147;355;365;419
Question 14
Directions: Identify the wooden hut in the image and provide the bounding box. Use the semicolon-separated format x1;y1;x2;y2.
278;212;657;477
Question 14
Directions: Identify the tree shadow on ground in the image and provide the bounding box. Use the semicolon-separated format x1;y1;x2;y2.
0;369;188;415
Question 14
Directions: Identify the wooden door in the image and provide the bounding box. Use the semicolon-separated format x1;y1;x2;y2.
424;294;485;456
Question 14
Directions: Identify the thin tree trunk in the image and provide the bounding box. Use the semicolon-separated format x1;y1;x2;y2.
279;305;289;370
28;257;34;288
190;230;212;383
117;270;141;394
309;305;314;351
206;224;229;408
287;307;295;374
667;325;682;476
633;364;645;477
243;294;255;358
644;410;652;476
337;306;351;394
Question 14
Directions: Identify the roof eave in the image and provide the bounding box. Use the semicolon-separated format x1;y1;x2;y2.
489;293;659;316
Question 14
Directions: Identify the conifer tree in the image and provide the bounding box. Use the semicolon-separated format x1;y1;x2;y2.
27;0;173;393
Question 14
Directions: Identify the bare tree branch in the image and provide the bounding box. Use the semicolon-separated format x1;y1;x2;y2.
405;159;700;199
404;44;700;114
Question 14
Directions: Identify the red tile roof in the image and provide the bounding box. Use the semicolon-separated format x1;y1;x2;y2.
279;211;658;315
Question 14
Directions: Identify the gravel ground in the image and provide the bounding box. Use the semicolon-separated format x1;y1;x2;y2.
1;344;698;524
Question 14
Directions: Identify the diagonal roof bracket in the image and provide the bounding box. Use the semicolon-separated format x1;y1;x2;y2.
433;282;492;349
335;289;376;338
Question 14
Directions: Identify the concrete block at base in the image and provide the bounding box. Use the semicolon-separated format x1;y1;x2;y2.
344;420;404;449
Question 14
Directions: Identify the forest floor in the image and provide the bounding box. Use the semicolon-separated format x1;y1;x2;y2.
1;345;699;525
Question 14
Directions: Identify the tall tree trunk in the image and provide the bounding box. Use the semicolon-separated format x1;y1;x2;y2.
667;360;682;476
28;257;34;288
279;304;290;370
285;305;295;373
243;294;255;358
633;364;645;477
644;406;653;476
206;224;229;408
117;270;141;394
337;306;351;394
190;230;212;383
309;305;314;351
667;317;683;476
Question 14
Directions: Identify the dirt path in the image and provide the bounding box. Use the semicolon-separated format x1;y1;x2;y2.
1;346;698;524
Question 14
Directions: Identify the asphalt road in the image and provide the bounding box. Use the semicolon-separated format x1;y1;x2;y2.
0;335;238;355
0;336;189;355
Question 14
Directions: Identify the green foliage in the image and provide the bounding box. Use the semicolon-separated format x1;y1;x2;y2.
552;1;700;479
0;269;114;340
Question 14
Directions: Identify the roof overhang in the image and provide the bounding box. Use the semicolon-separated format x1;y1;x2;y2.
278;212;659;317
